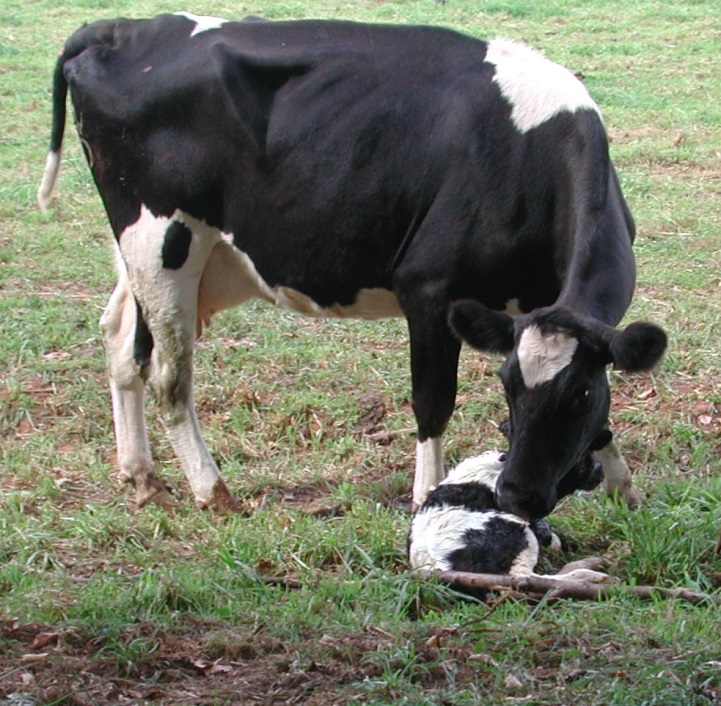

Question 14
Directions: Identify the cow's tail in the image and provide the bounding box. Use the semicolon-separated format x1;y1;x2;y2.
37;54;69;212
38;20;122;211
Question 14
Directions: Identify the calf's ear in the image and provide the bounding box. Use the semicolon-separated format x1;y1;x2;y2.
609;321;667;372
448;300;515;353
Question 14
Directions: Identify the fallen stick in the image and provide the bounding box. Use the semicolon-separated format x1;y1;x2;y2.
428;570;721;605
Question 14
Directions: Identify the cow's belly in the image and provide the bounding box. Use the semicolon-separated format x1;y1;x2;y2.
198;238;403;323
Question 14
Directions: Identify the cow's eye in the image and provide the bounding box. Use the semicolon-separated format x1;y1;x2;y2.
570;388;591;411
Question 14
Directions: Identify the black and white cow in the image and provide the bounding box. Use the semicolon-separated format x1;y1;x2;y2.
38;14;667;515
408;448;609;597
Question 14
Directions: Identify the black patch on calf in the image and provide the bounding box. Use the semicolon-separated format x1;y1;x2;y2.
161;221;192;270
447;516;531;576
420;482;496;512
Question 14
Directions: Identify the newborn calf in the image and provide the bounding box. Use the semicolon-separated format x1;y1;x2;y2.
408;444;607;595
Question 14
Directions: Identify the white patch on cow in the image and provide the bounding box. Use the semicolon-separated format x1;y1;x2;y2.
175;11;227;37
413;437;445;509
517;324;578;389
485;38;600;133
440;451;505;491
38;150;61;211
198;233;403;321
273;286;402;319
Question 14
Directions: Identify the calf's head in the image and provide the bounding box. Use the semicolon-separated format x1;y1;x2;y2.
450;302;666;520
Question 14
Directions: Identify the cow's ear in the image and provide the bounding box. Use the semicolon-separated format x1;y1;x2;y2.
608;321;667;372
448;300;515;353
589;428;612;451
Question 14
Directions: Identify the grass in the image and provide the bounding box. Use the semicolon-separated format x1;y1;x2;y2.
1;0;721;703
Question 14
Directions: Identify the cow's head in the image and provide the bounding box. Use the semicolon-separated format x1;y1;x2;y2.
449;302;666;520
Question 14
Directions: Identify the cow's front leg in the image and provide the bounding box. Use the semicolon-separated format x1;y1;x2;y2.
595;438;641;508
405;307;461;510
100;273;175;508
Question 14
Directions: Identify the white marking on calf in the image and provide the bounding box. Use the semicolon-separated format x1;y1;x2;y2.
413;437;445;509
484;38;600;134
441;451;504;489
175;11;227;37
517;325;578;389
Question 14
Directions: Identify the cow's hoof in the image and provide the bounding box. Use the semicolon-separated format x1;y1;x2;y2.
119;471;179;510
195;478;243;513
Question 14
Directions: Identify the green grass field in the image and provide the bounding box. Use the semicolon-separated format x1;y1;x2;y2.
1;0;720;703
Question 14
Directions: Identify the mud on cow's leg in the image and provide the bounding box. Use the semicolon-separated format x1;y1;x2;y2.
100;272;177;509
595;438;641;508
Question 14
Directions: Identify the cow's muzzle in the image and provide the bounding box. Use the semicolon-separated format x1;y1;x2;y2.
495;480;557;521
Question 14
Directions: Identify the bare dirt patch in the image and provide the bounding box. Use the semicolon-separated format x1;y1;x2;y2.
0;618;463;705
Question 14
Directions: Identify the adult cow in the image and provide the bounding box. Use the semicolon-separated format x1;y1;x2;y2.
38;13;666;518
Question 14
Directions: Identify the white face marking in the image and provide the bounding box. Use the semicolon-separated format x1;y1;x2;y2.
441;451;505;491
484;38;600;133
517;325;579;389
175;11;227;37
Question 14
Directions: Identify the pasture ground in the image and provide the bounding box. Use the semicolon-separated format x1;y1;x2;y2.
1;0;720;704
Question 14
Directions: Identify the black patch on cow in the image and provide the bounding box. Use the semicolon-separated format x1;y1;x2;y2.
447;516;531;576
421;482;497;512
162;221;192;270
134;299;154;369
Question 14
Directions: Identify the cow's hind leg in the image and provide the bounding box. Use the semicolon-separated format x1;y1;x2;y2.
117;208;237;511
596;438;641;508
100;268;175;508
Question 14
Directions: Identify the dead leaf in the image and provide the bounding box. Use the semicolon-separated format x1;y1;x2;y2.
21;653;49;664
698;415;714;426
468;652;499;667
42;350;70;361
505;674;523;689
29;631;60;650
